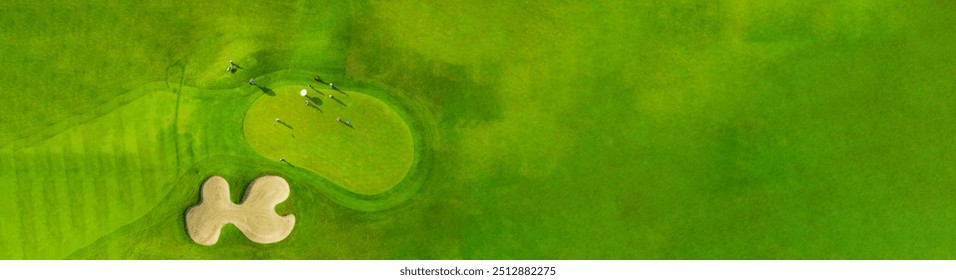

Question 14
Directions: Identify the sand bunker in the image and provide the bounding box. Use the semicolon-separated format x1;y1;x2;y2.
185;176;295;246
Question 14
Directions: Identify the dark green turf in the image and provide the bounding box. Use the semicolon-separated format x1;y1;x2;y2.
2;1;956;259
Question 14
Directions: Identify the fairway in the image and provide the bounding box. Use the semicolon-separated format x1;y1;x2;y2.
1;0;956;260
243;85;414;195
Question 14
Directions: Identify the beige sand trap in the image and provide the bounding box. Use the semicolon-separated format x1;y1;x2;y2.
185;176;296;246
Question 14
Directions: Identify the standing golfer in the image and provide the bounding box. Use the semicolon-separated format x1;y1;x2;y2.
328;83;333;89
314;76;321;82
226;66;233;72
275;117;280;122
329;94;333;99
249;78;256;85
305;100;310;106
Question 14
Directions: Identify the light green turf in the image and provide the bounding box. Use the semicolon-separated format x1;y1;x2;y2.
244;85;414;195
3;0;956;260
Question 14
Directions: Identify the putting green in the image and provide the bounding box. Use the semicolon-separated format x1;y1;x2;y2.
243;85;414;195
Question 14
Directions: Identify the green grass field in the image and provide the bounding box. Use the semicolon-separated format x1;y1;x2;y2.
1;0;955;259
244;85;414;195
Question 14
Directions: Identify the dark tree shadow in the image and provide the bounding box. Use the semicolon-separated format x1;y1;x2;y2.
307;95;323;106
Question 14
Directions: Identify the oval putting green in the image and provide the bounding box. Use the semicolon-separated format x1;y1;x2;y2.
243;85;414;195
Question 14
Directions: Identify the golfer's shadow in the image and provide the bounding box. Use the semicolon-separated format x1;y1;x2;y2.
331;86;349;97
308;103;322;112
331;96;347;107
340;121;354;129
277;120;293;129
257;85;276;96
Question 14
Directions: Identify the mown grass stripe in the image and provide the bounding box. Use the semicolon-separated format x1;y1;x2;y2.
76;124;114;257
175;130;189;174
153;110;178;201
30;148;54;258
0;151;23;258
180;133;195;173
88;127;111;234
123;102;147;215
111;108;136;220
173;88;183;173
40;143;69;258
14;149;44;258
188;100;210;163
146;128;162;202
144;91;180;204
97;120;119;227
65;126;96;245
0;83;164;151
56;130;89;255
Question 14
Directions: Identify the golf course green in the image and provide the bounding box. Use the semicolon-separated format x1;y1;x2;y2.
244;85;415;195
0;1;955;260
